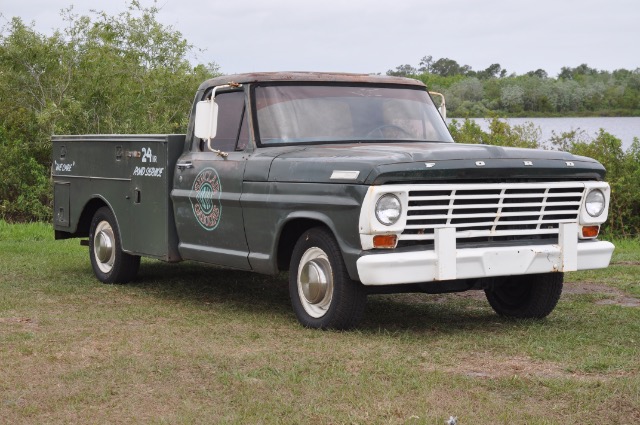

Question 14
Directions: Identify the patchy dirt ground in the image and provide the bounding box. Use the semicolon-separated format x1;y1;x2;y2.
446;281;640;308
0;317;39;328
387;281;640;308
421;353;566;379
563;281;640;307
421;352;634;381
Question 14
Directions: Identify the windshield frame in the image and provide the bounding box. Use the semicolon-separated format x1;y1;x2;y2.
250;82;454;148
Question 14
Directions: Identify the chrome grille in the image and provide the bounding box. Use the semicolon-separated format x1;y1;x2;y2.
401;183;585;241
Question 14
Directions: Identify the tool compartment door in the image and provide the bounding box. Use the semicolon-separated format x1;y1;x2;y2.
128;135;183;261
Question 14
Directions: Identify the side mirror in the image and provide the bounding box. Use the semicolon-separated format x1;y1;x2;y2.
194;99;219;140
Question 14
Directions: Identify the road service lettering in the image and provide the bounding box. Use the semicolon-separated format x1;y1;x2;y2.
133;166;164;177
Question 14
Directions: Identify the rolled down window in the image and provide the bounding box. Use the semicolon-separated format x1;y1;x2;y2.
199;90;245;152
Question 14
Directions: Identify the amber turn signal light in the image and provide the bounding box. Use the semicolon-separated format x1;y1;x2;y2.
373;234;398;249
582;225;600;238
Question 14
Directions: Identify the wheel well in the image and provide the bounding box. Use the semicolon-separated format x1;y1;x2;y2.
277;218;329;272
75;199;109;238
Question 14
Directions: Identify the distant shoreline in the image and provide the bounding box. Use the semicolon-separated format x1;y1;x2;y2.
447;116;640;150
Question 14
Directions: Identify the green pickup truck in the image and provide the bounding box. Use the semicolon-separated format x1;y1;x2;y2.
52;72;614;329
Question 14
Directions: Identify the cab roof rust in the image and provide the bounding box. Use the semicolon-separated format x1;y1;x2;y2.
199;72;425;91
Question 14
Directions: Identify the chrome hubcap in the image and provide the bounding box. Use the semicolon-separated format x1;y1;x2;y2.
297;247;333;318
94;221;115;274
96;230;113;262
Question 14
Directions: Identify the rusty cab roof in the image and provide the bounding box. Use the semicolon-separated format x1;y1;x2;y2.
198;72;426;91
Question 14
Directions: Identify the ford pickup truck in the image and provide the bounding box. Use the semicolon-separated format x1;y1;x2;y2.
52;72;615;329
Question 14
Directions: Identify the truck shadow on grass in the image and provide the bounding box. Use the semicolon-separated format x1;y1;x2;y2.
126;260;530;333
357;293;527;335
132;260;293;318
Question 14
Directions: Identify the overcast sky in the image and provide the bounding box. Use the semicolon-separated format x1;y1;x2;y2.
2;0;638;77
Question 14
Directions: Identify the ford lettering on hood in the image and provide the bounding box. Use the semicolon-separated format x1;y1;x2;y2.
266;142;606;184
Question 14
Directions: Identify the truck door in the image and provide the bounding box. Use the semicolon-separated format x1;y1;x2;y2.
171;89;251;269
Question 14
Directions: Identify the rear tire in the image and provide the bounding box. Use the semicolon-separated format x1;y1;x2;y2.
89;207;140;284
484;273;563;319
289;227;366;329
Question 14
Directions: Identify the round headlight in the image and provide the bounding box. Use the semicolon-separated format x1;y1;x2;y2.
375;194;402;226
585;189;605;217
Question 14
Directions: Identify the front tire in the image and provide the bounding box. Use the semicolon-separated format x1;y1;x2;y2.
289;227;366;330
484;273;563;319
89;207;140;284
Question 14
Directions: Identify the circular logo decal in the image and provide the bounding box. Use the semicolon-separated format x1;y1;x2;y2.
190;167;222;231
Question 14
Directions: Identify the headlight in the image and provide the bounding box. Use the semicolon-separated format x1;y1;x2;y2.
375;194;401;226
585;189;605;217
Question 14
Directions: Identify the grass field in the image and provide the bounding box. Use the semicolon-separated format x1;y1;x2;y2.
1;221;639;424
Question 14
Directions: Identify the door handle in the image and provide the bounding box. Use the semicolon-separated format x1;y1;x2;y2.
177;161;193;170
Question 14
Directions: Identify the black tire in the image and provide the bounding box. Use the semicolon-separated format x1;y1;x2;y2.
289;227;366;330
484;273;563;319
89;207;140;284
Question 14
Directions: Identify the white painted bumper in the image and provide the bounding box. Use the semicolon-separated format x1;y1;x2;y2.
356;234;615;286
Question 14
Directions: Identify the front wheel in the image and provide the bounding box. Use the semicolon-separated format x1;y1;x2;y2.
289;227;366;329
89;207;140;284
484;273;563;319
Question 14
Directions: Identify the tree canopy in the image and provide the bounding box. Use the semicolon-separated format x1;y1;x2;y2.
0;2;217;159
387;56;640;117
0;1;217;220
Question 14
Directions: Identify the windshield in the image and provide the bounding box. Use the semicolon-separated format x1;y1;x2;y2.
254;85;453;145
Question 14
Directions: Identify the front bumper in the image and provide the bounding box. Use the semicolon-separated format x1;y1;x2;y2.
356;225;614;286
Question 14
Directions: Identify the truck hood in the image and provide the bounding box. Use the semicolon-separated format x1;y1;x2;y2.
265;142;606;184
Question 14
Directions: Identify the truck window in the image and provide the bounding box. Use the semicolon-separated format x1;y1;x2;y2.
254;85;453;145
236;106;249;151
198;90;245;152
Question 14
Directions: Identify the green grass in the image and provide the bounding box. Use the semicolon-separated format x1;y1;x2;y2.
1;222;639;424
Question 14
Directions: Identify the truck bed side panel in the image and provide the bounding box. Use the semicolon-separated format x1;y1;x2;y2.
51;134;185;262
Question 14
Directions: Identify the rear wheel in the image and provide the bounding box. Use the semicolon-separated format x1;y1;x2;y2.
289;227;366;329
89;207;140;283
484;273;563;319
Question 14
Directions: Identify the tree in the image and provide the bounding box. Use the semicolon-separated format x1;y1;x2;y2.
500;85;525;112
430;57;471;77
558;64;598;80
527;69;548;79
0;1;218;221
0;1;218;140
476;63;502;79
450;77;484;102
555;79;584;111
418;55;433;73
0;17;75;160
558;66;573;80
386;64;417;77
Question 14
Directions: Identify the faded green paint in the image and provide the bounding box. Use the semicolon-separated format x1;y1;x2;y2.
52;134;183;262
171;150;250;270
52;72;607;282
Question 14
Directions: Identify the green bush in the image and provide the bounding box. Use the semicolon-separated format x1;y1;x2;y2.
0;2;216;223
0;129;51;222
448;117;539;148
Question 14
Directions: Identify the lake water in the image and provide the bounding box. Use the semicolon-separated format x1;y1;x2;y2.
447;117;640;151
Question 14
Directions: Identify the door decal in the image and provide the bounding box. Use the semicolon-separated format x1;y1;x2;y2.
191;167;222;230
